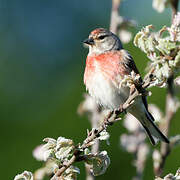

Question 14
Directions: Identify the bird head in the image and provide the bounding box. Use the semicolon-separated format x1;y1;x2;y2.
83;28;123;55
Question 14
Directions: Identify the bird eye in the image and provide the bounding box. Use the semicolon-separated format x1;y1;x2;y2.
98;35;106;40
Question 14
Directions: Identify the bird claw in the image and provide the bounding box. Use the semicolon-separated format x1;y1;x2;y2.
115;105;125;114
103;111;114;126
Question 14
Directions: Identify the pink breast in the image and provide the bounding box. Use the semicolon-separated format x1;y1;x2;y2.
84;52;127;87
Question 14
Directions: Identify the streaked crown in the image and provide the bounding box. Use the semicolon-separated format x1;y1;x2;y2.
84;28;123;54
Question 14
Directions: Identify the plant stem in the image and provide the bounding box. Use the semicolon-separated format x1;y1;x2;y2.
110;0;121;34
153;1;179;176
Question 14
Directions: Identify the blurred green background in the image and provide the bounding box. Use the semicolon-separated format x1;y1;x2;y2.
0;0;180;179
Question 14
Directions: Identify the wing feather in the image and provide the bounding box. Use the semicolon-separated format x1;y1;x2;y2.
118;50;149;110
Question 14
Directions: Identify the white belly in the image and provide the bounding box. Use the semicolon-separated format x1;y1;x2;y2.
87;73;130;110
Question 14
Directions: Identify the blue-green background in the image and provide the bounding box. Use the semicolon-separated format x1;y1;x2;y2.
0;0;179;179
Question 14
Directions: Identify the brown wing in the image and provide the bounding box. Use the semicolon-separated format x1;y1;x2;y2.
119;50;149;110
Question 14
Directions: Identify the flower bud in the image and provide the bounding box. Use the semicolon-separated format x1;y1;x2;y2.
14;171;33;180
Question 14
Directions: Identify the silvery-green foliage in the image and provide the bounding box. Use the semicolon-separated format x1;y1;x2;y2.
31;132;111;179
42;137;74;162
87;151;110;176
55;137;74;161
119;71;141;88
84;128;110;146
170;135;180;148
60;166;80;180
34;160;59;180
155;168;180;180
14;171;33;180
98;130;110;141
33;157;80;180
30;137;78;179
134;13;180;87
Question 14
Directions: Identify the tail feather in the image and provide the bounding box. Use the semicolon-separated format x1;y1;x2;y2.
144;111;169;145
128;97;169;145
141;124;156;145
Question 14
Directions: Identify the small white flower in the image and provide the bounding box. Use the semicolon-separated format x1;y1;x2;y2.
56;137;73;147
90;151;110;176
174;76;180;93
119;29;132;44
14;171;33;180
42;136;74;162
43;137;57;145
43;149;55;161
77;94;99;115
55;137;74;161
153;150;161;170
156;39;176;55
65;166;80;174
98;130;110;141
55;146;74;161
175;76;180;86
168;96;180;113
164;173;175;180
123;113;141;132
174;52;180;67
43;138;57;151
152;0;167;13
134;23;180;88
119;71;141;88
173;12;180;27
175;168;180;179
148;104;163;123
135;143;149;169
34;168;46;180
120;133;146;153
134;25;155;55
155;168;180;180
84;148;91;155
32;144;45;161
61;166;80;180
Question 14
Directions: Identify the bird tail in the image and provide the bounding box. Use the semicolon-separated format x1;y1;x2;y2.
128;99;169;145
142;111;169;145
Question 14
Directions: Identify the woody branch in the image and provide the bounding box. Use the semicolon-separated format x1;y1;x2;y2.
153;0;179;176
50;71;154;180
82;1;123;179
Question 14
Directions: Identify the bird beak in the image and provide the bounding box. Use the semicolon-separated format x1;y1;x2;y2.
83;38;94;45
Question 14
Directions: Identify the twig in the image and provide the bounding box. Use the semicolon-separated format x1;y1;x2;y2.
170;0;179;20
133;144;149;180
154;76;176;176
84;1;122;177
50;73;153;179
85;1;122;177
85;101;101;180
154;1;179;175
51;155;77;180
50;10;154;176
110;0;121;34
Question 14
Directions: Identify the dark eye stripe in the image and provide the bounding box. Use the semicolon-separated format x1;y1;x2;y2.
98;35;107;40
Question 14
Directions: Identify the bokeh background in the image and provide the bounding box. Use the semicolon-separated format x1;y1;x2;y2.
0;0;180;179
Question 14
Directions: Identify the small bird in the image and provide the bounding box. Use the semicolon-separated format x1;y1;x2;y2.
83;28;169;145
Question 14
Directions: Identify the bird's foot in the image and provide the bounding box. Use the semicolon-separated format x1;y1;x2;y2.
103;111;113;126
115;105;126;114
